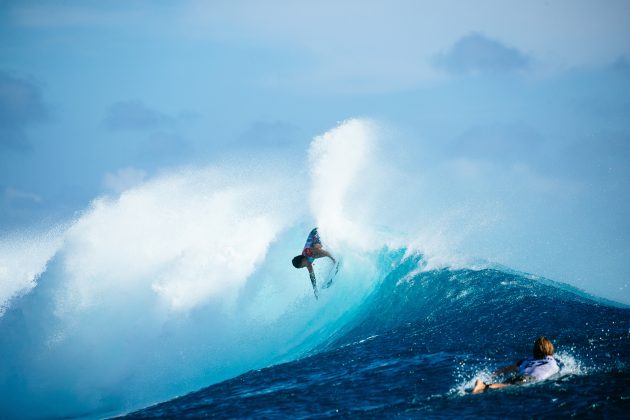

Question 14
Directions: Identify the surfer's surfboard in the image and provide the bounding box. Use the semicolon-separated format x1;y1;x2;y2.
321;259;341;289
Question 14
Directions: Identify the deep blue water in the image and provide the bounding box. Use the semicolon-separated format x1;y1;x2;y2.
121;255;630;418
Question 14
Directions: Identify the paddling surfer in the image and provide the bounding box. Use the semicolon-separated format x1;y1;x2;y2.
472;336;560;393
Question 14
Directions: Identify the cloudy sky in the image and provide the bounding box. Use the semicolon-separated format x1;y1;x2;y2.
1;0;629;302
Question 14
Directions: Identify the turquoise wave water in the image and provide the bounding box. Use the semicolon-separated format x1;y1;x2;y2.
122;252;630;418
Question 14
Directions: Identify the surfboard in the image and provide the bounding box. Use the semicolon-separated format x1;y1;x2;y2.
321;259;341;289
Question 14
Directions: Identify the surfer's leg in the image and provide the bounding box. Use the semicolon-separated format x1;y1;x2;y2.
311;229;321;246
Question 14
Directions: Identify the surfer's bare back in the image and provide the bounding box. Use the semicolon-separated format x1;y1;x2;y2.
292;228;335;299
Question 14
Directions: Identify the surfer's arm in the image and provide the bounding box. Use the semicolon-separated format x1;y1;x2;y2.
493;363;518;376
307;264;318;299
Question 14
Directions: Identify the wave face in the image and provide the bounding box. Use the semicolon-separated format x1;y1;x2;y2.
1;119;628;418
0;120;386;418
124;254;630;418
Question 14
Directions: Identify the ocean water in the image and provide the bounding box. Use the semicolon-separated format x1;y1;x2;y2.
1;119;628;418
121;253;630;419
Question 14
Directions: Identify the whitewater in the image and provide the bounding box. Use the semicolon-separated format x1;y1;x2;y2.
0;119;628;418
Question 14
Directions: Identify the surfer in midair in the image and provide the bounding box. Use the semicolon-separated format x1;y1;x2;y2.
292;228;335;299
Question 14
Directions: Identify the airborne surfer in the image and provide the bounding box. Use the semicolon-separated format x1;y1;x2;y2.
472;336;560;393
292;228;336;299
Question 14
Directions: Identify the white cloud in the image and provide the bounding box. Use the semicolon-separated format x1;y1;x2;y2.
9;1;630;92
435;33;530;75
104;100;172;131
4;187;43;204
0;71;48;150
103;167;147;193
176;0;630;88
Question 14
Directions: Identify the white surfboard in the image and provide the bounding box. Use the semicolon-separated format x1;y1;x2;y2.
321;259;342;289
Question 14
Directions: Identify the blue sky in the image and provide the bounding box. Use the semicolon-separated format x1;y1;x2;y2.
1;0;630;302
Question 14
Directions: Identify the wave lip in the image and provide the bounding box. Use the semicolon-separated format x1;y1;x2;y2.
0;226;65;316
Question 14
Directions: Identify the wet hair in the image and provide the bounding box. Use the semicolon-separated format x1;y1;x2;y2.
292;255;305;268
533;336;555;359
